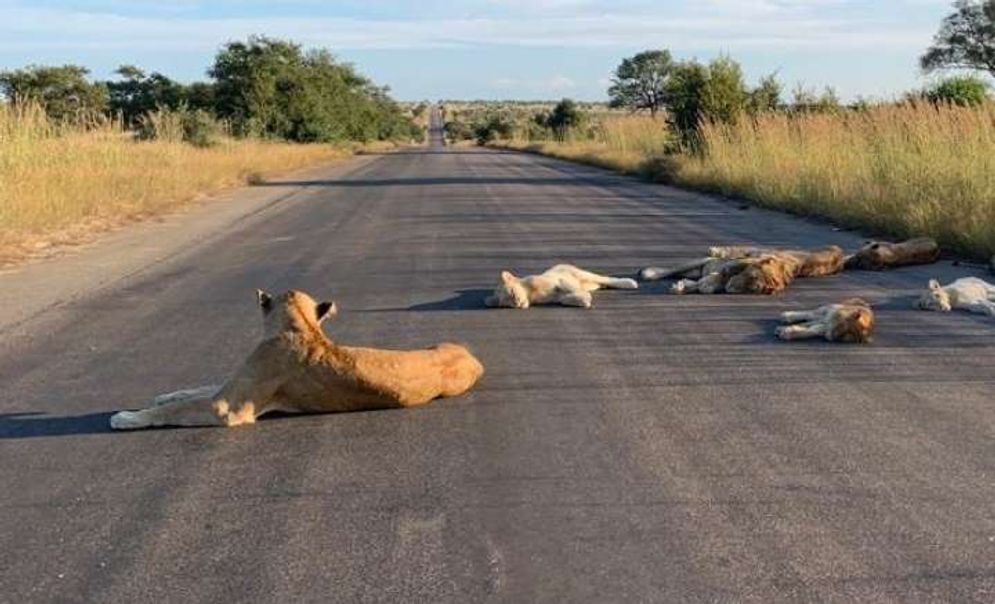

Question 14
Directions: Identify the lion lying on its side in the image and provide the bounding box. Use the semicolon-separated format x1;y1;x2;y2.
110;289;484;429
844;237;939;271
775;299;875;343
915;277;995;317
484;264;637;309
640;245;844;295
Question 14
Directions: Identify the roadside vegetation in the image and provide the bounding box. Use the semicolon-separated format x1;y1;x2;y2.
0;36;423;265
460;1;995;260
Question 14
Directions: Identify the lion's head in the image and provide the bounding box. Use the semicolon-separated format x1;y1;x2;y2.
914;279;952;312
725;256;796;295
256;289;338;336
829;299;874;343
484;271;530;309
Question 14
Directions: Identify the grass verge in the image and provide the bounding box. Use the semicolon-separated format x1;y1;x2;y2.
0;103;364;266
495;104;995;261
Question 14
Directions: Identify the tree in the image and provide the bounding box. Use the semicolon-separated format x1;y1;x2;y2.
0;64;107;122
208;35;415;142
924;75;990;105
545;98;584;139
106;65;186;125
921;0;995;76
701;55;748;125
608;50;673;117
748;73;783;114
664;61;709;146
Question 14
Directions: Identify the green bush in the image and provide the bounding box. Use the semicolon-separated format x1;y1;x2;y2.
925;76;990;107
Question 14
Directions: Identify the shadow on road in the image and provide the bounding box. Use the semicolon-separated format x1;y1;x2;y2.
357;289;493;313
0;411;114;439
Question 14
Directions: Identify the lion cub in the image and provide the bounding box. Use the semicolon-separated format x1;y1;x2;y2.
915;277;995;317
484;264;637;309
775;298;875;343
110;289;484;429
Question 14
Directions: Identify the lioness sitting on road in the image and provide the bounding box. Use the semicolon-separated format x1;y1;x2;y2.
640;245;844;295
110;289;484;429
484;264;637;309
915;277;995;317
775;299;875;343
844;237;940;271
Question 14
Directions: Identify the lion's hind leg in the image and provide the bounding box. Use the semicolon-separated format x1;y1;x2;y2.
780;310;820;325
641;258;709;282
559;288;594;308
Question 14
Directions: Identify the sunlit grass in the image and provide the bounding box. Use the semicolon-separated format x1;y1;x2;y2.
0;103;353;263
498;104;995;260
677;102;995;258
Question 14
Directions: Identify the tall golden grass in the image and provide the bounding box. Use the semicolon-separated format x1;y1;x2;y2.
504;115;670;174
0;103;352;264
499;103;995;260
676;102;995;258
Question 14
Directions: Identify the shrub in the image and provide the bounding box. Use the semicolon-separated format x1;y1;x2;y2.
925;75;990;106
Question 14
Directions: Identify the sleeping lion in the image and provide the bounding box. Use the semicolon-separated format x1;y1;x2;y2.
844;237;939;271
775;298;875;343
640;245;844;295
110;289;484;429
915;277;995;317
484;264;637;309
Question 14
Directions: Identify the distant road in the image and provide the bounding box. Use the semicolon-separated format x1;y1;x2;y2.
1;123;994;602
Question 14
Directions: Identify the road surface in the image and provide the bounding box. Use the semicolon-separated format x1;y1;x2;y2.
1;115;994;603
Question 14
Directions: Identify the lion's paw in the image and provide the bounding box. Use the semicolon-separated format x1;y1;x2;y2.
110;411;147;431
616;278;639;290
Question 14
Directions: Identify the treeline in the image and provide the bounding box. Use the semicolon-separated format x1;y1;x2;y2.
0;36;422;146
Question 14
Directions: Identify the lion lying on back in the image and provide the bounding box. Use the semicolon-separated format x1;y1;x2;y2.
485;264;637;309
110;289;484;429
640;245;844;295
915;277;995;317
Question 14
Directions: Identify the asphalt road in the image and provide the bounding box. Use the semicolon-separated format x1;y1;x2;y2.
1;118;994;603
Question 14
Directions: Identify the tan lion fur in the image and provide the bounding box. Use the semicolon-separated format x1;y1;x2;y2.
110;289;484;429
776;298;875;343
641;245;844;295
844;237;940;271
484;264;637;309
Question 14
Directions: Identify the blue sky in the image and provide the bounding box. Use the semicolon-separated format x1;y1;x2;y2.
0;0;965;101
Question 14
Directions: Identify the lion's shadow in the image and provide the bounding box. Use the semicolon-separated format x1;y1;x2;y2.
0;411;114;439
358;289;493;313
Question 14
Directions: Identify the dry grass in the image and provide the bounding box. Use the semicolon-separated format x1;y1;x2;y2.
501;115;670;174
497;104;995;260
0;103;354;265
676;103;995;259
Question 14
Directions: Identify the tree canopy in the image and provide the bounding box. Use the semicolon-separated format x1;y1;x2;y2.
608;50;674;116
921;0;995;76
0;65;108;122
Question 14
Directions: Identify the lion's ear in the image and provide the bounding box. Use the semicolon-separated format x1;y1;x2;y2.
257;289;273;312
500;270;517;285
928;279;941;291
315;301;338;323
